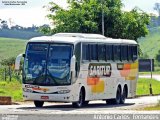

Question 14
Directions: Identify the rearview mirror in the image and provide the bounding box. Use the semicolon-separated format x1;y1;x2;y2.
15;54;23;70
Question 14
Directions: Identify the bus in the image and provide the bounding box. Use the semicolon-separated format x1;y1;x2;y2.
15;33;138;108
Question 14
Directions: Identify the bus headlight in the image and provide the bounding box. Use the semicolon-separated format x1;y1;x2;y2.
23;88;33;93
57;90;70;94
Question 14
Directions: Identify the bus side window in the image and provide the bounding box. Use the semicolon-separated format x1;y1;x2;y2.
128;45;133;61
75;42;81;71
98;44;106;61
106;45;113;61
113;45;121;61
132;46;138;61
121;45;128;61
90;44;98;61
82;44;90;61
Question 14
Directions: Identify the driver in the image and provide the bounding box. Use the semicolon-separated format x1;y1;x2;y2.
32;62;43;75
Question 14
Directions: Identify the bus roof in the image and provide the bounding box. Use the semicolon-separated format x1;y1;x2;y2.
29;33;137;45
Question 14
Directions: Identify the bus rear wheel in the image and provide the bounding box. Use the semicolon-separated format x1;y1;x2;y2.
106;87;121;105
120;88;127;104
34;101;44;108
72;89;84;108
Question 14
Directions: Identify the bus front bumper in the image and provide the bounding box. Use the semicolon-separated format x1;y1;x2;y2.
23;92;78;102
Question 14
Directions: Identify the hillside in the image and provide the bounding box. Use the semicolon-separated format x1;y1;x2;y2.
0;28;160;62
138;27;160;58
0;29;43;39
0;37;26;61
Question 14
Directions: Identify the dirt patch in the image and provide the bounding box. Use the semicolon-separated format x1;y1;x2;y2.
0;96;12;105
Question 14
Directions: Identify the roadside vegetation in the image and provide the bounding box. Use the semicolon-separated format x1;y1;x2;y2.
143;101;160;110
0;80;23;102
0;78;160;102
136;78;160;95
0;37;26;61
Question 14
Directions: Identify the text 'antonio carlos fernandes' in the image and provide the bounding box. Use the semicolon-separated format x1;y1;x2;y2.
93;114;159;120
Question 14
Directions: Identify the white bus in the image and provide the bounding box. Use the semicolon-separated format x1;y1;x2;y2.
15;33;138;108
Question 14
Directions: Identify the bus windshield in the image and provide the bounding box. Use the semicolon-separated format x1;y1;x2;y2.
23;43;72;86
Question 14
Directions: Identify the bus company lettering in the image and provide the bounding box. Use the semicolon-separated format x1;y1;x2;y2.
88;63;111;77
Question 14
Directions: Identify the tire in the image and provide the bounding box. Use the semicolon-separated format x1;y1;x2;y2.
34;101;44;108
72;89;84;108
120;88;127;104
106;99;115;105
106;87;121;105
84;101;89;105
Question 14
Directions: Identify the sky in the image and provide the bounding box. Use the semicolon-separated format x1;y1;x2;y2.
0;0;160;27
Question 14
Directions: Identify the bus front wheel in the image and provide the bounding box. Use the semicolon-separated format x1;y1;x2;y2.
72;89;84;108
34;101;44;108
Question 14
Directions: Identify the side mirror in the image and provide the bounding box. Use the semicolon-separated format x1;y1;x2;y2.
15;54;24;70
22;54;25;58
70;55;76;71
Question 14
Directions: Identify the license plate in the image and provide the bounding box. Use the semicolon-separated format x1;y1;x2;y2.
41;96;49;99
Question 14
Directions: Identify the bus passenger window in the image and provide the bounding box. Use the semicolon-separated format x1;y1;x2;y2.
98;44;106;61
90;44;98;60
106;45;113;61
82;44;90;60
121;45;128;61
113;45;121;61
132;46;138;61
128;46;133;61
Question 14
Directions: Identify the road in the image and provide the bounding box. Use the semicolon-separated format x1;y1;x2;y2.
1;76;160;120
139;75;160;81
0;95;160;120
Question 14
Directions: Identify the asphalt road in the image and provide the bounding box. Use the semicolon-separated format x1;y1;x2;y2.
139;75;160;81
0;95;160;120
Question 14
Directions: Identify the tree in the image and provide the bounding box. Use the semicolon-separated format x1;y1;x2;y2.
154;3;160;16
0;20;8;29
156;50;160;66
0;57;16;81
40;0;150;41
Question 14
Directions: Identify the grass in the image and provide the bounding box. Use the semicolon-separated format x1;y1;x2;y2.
139;71;160;75
0;80;23;102
143;105;160;110
0;37;26;61
143;101;160;110
136;78;160;95
0;77;160;102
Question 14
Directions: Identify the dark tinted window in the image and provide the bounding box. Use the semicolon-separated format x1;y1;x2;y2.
106;45;113;60
82;44;90;60
98;44;106;61
75;42;81;71
121;45;128;61
113;45;121;61
128;46;133;61
132;46;138;61
90;44;98;60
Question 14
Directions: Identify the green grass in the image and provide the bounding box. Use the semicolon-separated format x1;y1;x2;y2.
0;80;23;102
143;105;160;110
0;37;26;61
143;101;160;110
139;71;160;75
136;78;160;95
0;77;160;102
